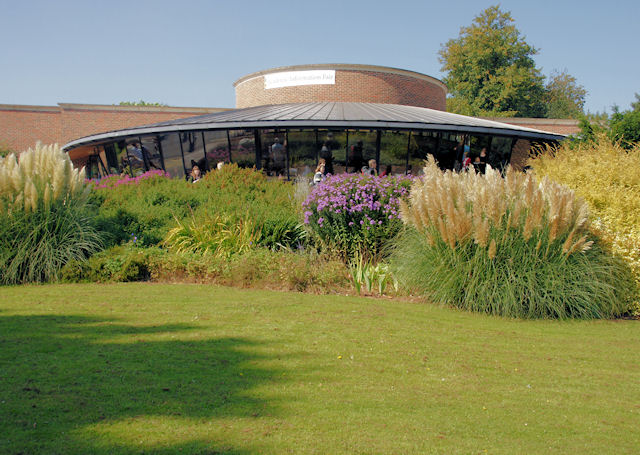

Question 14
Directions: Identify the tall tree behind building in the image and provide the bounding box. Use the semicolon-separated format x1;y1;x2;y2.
545;70;587;119
438;5;546;118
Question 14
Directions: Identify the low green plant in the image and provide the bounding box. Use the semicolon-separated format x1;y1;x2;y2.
392;158;636;318
60;245;165;283
0;143;103;284
349;253;397;295
164;212;260;258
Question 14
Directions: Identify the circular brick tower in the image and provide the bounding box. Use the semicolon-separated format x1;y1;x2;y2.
234;63;447;110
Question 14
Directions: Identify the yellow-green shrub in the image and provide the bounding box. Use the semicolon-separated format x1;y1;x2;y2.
530;136;640;312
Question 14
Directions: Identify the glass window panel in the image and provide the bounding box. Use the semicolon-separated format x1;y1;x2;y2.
319;130;347;175
179;132;206;177
203;130;230;170
435;133;462;170
380;131;409;176
113;141;129;175
260;129;287;177
140;136;163;171
103;143;120;174
409;131;439;175
469;135;492;173
228;129;256;168
125;139;147;176
158;132;185;178
347;130;377;173
288;130;319;180
488;136;513;172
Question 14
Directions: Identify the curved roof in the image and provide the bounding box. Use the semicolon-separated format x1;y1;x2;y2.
63;102;565;150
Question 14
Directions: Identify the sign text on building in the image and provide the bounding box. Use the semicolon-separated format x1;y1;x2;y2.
264;70;336;89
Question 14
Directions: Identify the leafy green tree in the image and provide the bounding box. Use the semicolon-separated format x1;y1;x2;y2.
439;5;547;118
630;93;640;111
609;94;640;148
545;70;587;119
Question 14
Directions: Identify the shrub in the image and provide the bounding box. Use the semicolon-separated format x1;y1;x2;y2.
60;245;164;283
0;143;103;284
86;169;169;189
302;173;411;261
392;159;636;319
529;137;640;313
91;164;303;250
164;212;260;258
60;246;351;293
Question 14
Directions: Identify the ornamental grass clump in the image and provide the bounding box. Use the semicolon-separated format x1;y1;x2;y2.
392;158;636;319
0;143;103;284
302;173;412;261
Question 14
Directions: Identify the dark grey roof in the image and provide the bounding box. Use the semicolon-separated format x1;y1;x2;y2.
63;102;564;150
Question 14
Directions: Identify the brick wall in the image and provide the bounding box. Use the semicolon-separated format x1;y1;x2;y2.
0;104;228;153
235;66;447;110
0;106;61;152
483;117;580;136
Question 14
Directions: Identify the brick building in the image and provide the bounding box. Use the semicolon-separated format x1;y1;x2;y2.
1;64;577;179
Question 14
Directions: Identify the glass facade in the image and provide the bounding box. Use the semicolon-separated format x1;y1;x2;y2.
83;126;549;181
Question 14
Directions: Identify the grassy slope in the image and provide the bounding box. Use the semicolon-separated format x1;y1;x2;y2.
0;284;638;454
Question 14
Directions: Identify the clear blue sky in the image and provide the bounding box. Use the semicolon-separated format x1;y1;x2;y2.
1;0;638;115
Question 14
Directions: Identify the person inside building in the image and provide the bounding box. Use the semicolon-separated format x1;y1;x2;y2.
313;159;326;185
321;132;339;174
270;137;285;176
190;164;202;183
319;145;334;175
349;140;364;173
361;158;377;176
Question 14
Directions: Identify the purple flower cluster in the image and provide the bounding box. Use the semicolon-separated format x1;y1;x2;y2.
302;173;412;257
87;169;169;190
303;173;411;226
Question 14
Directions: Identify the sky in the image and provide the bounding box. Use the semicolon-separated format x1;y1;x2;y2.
1;0;638;115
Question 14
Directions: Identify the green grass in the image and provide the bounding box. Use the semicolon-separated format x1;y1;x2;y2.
1;284;639;454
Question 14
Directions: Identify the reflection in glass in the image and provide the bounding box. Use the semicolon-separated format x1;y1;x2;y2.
319;130;346;175
125;139;146;176
260;129;287;177
409;131;439;175
488;136;513;172
288;130;318;179
228;130;256;168
346;130;377;173
180;132;206;175
140;136;163;171
203;130;230;169
380;131;409;176
158;133;185;178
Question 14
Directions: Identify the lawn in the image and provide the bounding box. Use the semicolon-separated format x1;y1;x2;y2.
1;284;639;454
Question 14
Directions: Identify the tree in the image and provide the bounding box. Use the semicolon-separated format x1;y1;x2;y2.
439;5;547;118
609;94;640;148
544;70;587;119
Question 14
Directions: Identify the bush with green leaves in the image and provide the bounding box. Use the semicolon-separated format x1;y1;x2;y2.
392;159;636;319
302;173;412;261
91;164;304;250
0;143;103;284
